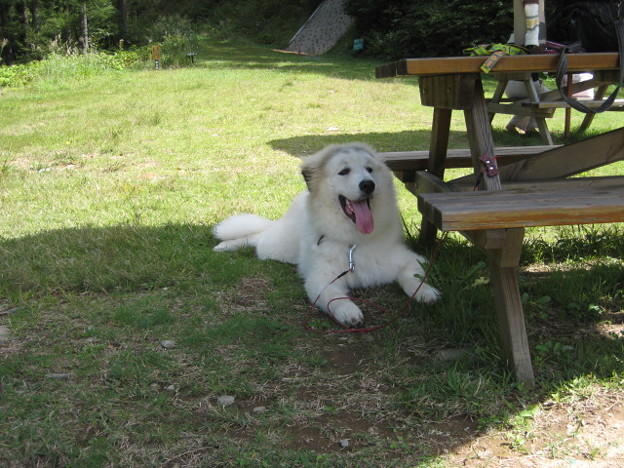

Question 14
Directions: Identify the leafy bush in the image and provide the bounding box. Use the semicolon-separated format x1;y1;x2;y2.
157;33;201;68
0;49;146;88
345;0;515;59
0;61;44;87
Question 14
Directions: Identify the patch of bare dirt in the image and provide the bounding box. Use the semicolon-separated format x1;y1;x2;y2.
447;388;624;467
217;276;270;314
284;411;378;453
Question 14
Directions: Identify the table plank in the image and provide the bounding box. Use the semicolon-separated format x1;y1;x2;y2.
499;127;624;182
419;187;624;231
376;53;620;78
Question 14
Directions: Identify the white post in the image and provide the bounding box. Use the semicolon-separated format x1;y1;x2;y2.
513;0;545;49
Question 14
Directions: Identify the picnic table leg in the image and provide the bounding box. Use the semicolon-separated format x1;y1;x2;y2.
522;79;554;145
579;84;608;133
464;77;502;191
464;77;535;384
488;79;508;123
486;228;535;385
420;107;452;247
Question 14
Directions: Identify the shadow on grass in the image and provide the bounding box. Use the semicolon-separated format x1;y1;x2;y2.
269;128;557;158
0;223;623;464
270;130;435;156
194;39;392;82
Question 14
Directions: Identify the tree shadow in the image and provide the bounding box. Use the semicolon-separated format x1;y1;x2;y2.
269;127;549;159
269;129;473;158
194;40;394;82
0;222;622;464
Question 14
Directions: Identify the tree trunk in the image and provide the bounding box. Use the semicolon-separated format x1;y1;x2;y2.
20;0;29;26
30;0;40;32
118;0;128;40
81;1;88;54
0;3;10;64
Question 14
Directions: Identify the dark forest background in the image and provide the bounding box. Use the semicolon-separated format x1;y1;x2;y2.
0;0;573;65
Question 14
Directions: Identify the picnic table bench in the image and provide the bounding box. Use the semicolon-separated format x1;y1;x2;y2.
376;52;624;385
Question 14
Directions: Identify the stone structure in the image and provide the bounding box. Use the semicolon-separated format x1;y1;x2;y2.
287;0;354;56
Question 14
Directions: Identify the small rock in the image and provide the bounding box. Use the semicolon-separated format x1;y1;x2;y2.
45;373;71;381
339;439;350;448
0;305;18;315
165;384;177;392
433;348;474;362
217;395;235;407
160;340;176;349
252;406;267;414
0;325;10;344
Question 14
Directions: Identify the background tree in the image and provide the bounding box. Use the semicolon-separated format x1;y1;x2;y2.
345;0;517;59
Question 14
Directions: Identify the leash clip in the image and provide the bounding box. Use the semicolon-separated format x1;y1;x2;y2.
479;154;499;177
348;244;357;272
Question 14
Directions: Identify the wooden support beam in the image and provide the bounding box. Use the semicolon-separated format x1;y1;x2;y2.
486;228;534;385
499;127;624;182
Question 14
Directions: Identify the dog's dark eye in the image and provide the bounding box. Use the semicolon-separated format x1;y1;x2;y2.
366;167;373;173
338;168;350;176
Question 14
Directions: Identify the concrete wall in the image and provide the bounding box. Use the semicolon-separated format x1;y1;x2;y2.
287;0;353;56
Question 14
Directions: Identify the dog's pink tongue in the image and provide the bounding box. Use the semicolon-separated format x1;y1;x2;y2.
352;199;374;234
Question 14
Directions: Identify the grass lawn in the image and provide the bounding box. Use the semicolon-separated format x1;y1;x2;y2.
1;39;623;466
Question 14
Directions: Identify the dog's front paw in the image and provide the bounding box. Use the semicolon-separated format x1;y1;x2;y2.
213;239;243;252
329;301;364;327
414;283;441;304
213;241;228;252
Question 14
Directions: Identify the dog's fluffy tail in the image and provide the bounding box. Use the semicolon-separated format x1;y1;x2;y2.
213;214;272;252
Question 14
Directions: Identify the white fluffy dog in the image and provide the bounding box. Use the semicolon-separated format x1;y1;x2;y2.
213;143;440;326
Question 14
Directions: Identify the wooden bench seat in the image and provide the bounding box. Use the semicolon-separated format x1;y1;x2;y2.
520;99;624;110
381;145;558;173
417;177;624;384
418;182;624;231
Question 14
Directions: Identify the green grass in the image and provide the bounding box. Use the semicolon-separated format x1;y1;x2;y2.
1;39;624;466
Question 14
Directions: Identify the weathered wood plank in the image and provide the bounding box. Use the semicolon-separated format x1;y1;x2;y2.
501;176;624;192
464;78;502;191
382;145;558;172
487;251;535;384
418;186;624;231
375;53;620;78
410;171;459;194
499;127;624;182
521;99;624;109
419;107;454;245
487;102;556;117
419;74;477;109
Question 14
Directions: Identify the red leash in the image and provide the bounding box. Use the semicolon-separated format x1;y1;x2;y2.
304;233;448;334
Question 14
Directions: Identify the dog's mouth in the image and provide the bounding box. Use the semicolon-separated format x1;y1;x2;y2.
339;195;374;234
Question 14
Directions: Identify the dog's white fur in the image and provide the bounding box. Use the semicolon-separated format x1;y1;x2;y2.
213;143;440;325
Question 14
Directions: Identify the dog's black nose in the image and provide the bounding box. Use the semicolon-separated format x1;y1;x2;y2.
359;179;375;195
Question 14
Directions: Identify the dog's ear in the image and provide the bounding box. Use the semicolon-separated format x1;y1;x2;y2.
301;167;314;191
300;145;336;192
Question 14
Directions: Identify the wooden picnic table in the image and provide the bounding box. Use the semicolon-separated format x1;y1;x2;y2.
376;53;624;385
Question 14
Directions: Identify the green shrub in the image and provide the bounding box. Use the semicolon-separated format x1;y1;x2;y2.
0;49;145;88
345;0;515;59
0;61;44;87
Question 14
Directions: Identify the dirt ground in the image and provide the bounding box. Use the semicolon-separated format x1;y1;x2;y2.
277;376;624;467
446;390;624;467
